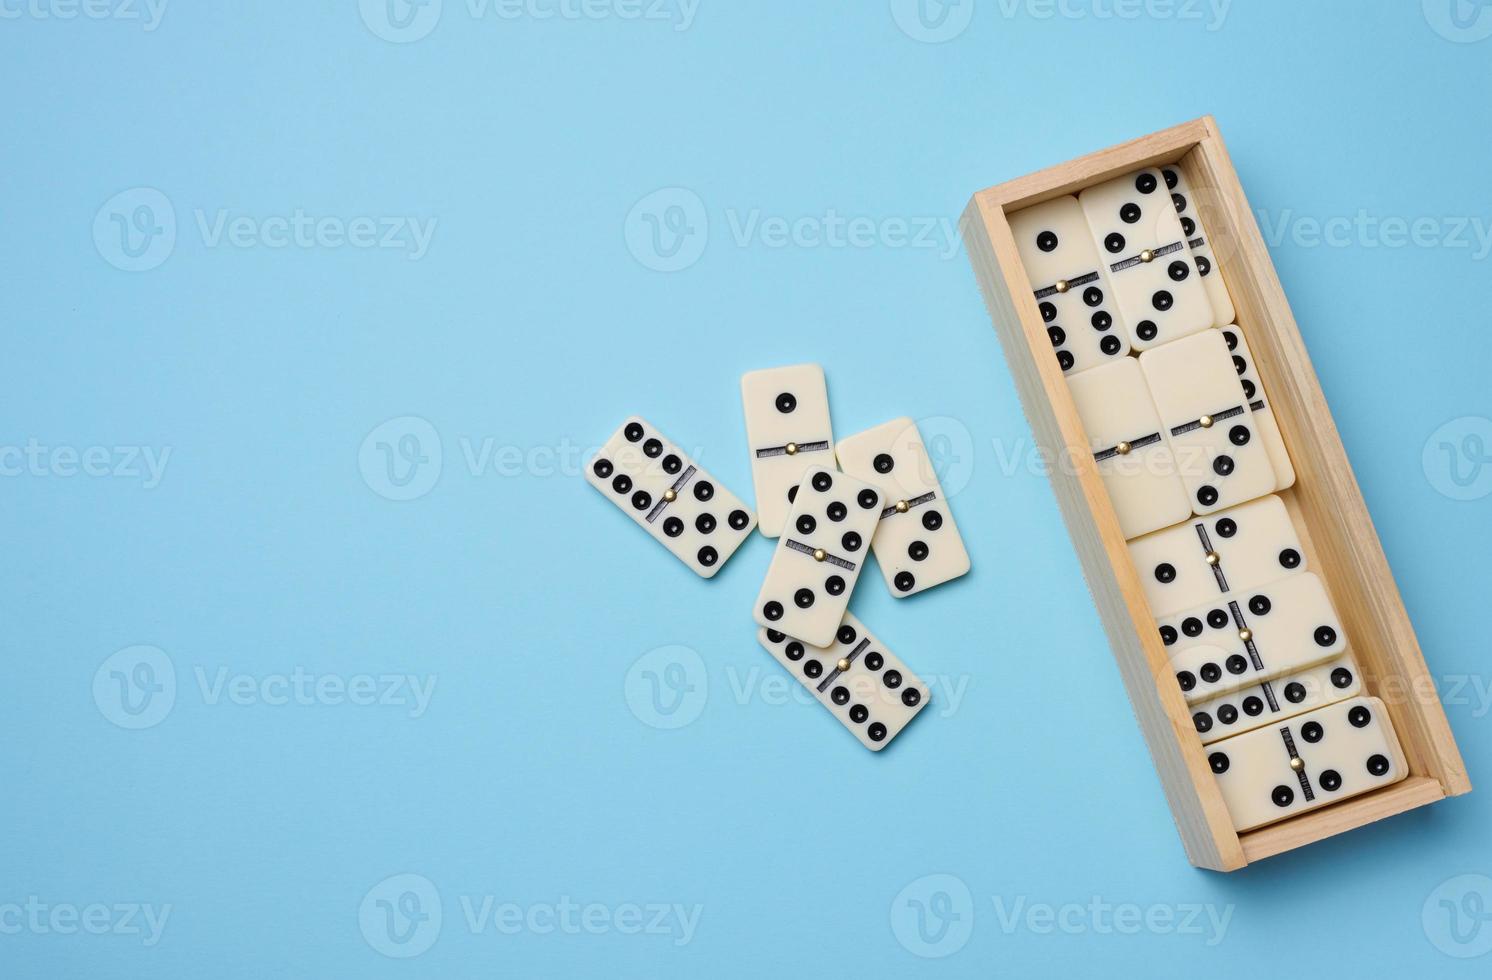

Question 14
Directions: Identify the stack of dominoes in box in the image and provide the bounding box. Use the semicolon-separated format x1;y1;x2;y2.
1008;164;1407;832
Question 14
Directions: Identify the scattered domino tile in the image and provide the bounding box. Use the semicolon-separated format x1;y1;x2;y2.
1008;195;1130;374
752;466;882;647
1161;163;1235;328
758;613;929;750
1219;324;1296;490
1190;656;1362;745
1127;494;1306;617
1078;167;1216;350
1066;357;1191;539
1159;571;1346;705
586;417;756;578
1207;696;1407;832
741;364;835;538
1140;328;1279;514
835;417;971;598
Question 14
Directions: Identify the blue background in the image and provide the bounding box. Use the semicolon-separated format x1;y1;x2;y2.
5;0;1492;976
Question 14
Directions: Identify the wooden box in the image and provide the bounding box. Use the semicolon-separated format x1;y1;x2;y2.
961;116;1471;870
